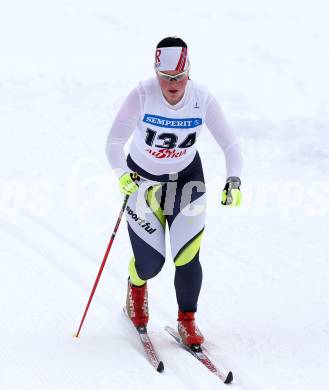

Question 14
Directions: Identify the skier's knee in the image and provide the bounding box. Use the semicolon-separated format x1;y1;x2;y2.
174;229;204;267
137;255;165;280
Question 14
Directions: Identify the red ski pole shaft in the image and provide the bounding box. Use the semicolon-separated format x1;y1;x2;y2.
75;194;129;338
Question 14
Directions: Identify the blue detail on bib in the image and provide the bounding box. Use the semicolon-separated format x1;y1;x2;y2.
143;114;202;129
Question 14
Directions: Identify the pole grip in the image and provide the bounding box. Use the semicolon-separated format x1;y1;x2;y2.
130;172;141;182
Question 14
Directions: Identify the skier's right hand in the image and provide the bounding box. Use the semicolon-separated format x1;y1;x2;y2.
119;172;140;196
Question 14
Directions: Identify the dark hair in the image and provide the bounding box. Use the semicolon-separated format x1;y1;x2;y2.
156;36;187;49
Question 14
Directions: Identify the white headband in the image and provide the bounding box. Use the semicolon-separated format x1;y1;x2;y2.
154;47;189;71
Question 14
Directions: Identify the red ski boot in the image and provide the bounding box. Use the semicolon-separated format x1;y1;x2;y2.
126;278;149;328
177;310;204;346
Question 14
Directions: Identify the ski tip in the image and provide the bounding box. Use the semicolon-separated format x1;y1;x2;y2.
224;371;233;384
157;361;164;373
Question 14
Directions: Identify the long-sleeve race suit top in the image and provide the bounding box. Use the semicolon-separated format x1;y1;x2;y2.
106;77;242;178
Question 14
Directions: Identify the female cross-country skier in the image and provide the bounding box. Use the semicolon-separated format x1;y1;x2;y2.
106;36;242;347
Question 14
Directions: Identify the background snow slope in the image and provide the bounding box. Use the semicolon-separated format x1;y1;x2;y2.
1;0;328;389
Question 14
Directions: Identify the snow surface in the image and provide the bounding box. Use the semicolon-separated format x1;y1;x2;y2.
1;1;329;389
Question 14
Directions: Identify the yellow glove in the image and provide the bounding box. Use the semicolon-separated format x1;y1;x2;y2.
221;177;241;207
119;172;140;196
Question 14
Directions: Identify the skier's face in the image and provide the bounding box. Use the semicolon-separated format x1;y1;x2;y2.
156;70;189;105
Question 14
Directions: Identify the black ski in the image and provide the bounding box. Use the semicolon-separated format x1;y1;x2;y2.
165;326;233;384
123;307;164;373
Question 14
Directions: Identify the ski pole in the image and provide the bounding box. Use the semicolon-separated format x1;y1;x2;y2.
75;173;140;337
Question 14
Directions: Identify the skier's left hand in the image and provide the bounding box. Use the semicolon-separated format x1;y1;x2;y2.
221;177;241;207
